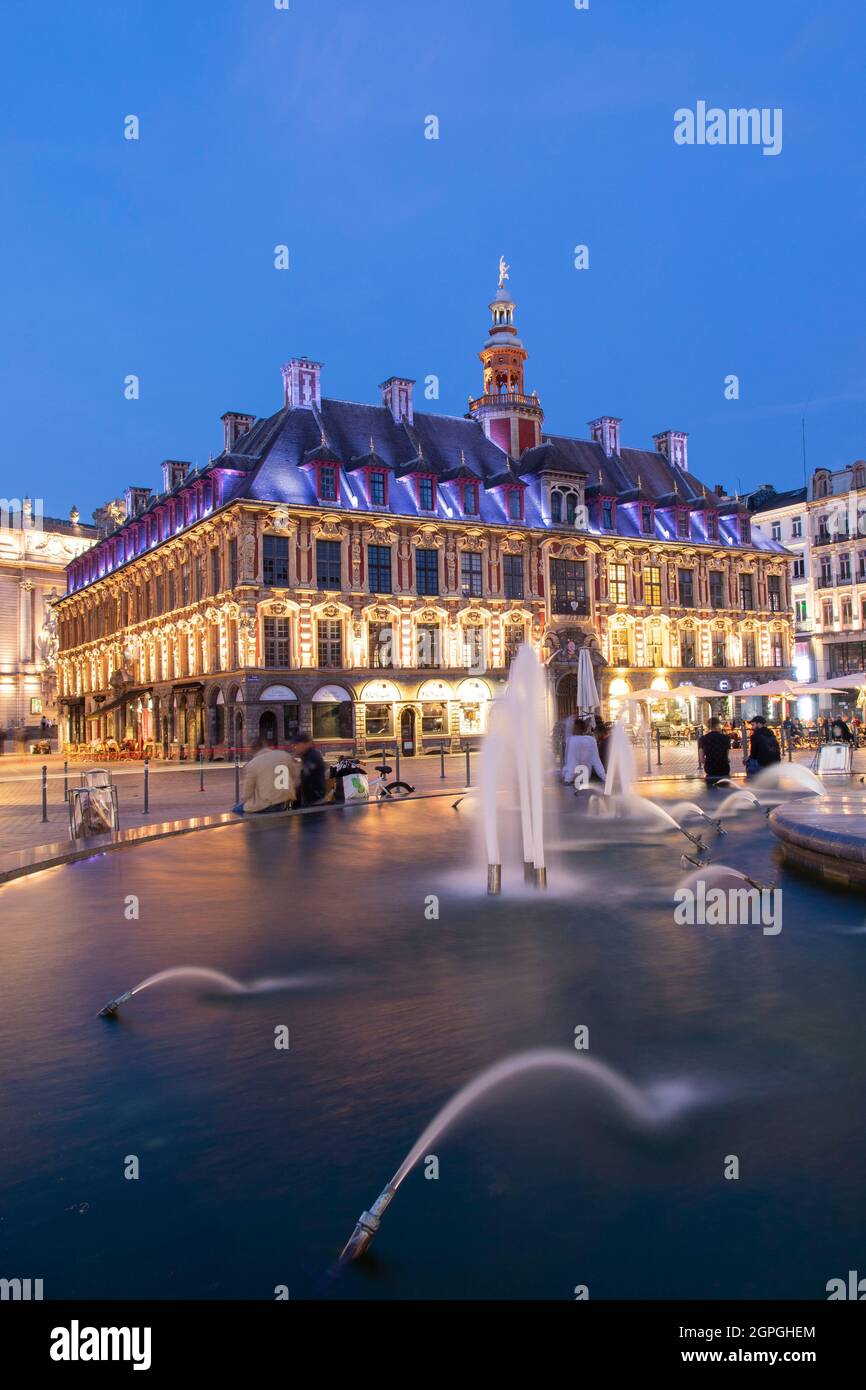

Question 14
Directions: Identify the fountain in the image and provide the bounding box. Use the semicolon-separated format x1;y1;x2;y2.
751;763;826;796
669;801;726;836
478;646;548;893
337;1048;700;1265
96;966;320;1017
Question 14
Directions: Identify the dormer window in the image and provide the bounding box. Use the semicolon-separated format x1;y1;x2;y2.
369;470;387;506
739;515;751;544
602;498;615;529
418;476;436;511
676;509;690;539
706;510;719;540
463;481;479;516
551;486;581;526
319;464;338;501
506;486;524;521
640;504;654;535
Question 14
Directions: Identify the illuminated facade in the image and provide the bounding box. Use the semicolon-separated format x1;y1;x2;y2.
0;500;95;741
55;273;793;754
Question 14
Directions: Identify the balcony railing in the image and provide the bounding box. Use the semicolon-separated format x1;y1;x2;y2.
467;392;543;411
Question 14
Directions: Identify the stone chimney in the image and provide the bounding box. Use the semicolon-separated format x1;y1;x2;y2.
588;416;622;457
281;357;323;409
380;376;415;425
161;460;192;494
653;429;689;470
222;412;255;451
124;486;152;518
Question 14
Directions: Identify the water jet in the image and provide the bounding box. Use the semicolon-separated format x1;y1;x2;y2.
487;864;502;895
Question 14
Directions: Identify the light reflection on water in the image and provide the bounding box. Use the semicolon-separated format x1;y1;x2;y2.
0;783;865;1299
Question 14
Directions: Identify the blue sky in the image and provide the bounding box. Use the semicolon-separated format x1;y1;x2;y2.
2;0;865;521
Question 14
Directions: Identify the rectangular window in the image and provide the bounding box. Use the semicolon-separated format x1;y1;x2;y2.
829;641;866;676
211;547;221;594
645;566;662;607
641;505;654;535
228;538;238;588
503;553;524;599
739;574;754;610
712;634;727;667
365;703;392;738
680;630;696;667
319;465;337;501
316;539;341;590
706;510;719;540
461;551;483;598
646;627;664;666
676;510;690;539
739;516;751;544
368;622;393;669
795;599;808;624
678;569;694;608
318;619;342;668
791;517;802;538
709;571;725;608
602;499;614;529
768;575;782;611
504;623;525;667
823;600;834;627
839;554;852;581
842;597;853;626
610;628;629;665
550;558;588;615
462;624;484;670
507;488;523;520
792;557;805;579
368;544;393;593
416;624;440;669
609;563;628;605
416;548;439;596
742;634;756;666
263;617;290;667
770;632;784;666
771;521;781;542
263;535;290;586
418;477;435;511
463;482;479;516
369;471;386;505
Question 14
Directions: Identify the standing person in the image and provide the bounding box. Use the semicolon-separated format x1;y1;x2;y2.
292;733;328;806
699;716;732;788
745;716;781;776
232;737;298;815
562;717;606;785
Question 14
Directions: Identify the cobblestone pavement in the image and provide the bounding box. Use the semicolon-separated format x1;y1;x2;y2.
0;742;858;857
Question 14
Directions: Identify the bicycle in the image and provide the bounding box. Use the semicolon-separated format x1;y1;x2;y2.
364;762;415;800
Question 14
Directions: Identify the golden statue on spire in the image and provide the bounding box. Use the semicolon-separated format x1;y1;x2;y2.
498;255;510;289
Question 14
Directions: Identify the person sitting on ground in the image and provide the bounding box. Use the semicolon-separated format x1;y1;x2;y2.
291;733;328;806
699;716;732;788
232;737;299;815
745;715;781;776
562;717;606;785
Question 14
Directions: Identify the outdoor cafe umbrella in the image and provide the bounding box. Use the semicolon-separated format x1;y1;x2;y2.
576;647;600;719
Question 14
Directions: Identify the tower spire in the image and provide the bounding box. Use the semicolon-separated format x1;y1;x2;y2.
466;261;543;457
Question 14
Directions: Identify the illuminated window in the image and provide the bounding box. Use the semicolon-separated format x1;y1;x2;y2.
645;567;662;606
609;563;628;604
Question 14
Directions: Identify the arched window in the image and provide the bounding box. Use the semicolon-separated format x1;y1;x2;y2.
551;491;563;524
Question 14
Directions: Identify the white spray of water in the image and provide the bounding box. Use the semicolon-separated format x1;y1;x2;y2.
750;763;826;796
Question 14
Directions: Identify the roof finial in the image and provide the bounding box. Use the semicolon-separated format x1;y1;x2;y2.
369;435;375;454
637;472;642;489
461;449;466;466
498;255;510;290
598;468;603;485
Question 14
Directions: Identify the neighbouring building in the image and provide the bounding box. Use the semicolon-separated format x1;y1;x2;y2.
751;463;866;702
55;269;793;756
0;499;96;744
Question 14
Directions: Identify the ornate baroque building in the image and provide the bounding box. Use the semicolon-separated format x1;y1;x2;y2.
0;500;96;741
55;270;793;755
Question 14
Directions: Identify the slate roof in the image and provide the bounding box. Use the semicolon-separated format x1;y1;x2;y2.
68;395;788;592
750;486;808;514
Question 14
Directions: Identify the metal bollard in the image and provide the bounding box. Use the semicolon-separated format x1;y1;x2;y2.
63;759;69;802
439;740;445;779
465;743;471;786
41;764;48;822
645;728;652;775
199;748;205;790
143;757;150;814
234;753;241;804
656;728;662;766
395;744;401;783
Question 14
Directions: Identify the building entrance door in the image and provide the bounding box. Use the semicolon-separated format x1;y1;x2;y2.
400;706;416;756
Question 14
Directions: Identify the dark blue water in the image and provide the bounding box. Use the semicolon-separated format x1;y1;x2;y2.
1;783;864;1300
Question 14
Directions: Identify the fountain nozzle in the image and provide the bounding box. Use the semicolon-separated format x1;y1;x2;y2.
487;864;502;896
97;989;135;1018
338;1185;396;1264
534;866;548;890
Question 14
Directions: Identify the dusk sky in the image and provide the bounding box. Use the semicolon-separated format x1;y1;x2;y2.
3;0;865;522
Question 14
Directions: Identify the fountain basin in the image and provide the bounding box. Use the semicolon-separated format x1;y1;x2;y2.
769;794;866;890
